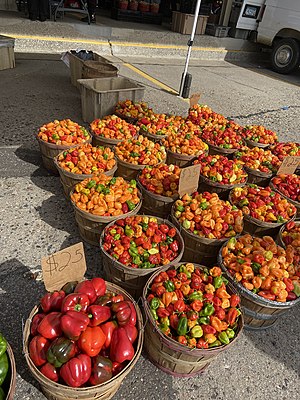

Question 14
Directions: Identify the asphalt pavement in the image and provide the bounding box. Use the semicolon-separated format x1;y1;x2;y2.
0;13;300;400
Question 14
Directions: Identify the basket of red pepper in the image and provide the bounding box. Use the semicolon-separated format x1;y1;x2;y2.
100;215;184;299
142;262;243;377
23;278;143;400
218;234;300;329
270;174;300;217
229;184;297;237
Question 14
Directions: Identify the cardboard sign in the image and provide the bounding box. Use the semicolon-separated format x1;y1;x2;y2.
189;93;201;108
178;165;201;197
277;156;300;175
41;242;86;292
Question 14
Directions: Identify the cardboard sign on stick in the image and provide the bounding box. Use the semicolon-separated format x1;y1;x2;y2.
277;156;300;175
189;93;201;108
178;165;201;197
41;242;87;292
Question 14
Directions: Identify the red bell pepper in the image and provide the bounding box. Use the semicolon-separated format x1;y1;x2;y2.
111;301;132;326
87;305;111;327
61;293;90;313
100;321;118;348
30;313;45;336
110;327;135;364
37;312;62;340
78;326;106;357
40;290;66;313
112;361;125;376
95;293;114;306
89;355;112;385
46;337;77;368
29;335;51;367
75;281;97;304
123;324;138;344
61;311;90;340
60;353;92;388
126;301;137;326
91;277;106;297
226;307;239;326
40;362;59;382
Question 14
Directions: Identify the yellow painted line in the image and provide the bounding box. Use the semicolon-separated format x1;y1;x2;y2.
4;33;242;53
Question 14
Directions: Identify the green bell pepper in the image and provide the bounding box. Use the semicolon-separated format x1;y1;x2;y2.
130;179;137;187
218;331;230;345
189;291;203;302
0;352;8;386
0;334;7;357
213;276;223;289
159;323;170;334
150;308;158;321
208;339;222;348
164;280;175;292
86;179;97;189
176;205;185;212
199;303;215;317
126;200;136;211
150;297;160;310
177;316;188;336
198;316;210;325
293;282;300;297
225;328;235;339
190;325;203;338
109;177;117;185
125;225;134;237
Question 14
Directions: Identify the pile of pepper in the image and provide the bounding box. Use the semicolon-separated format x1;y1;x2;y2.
221;234;300;302
281;221;300;268
115;100;153;121
0;333;9;399
162;131;208;156
242;125;278;145
57;144;116;175
138;164;181;197
269;142;300;160
102;216;181;268
193;154;247;185
70;175;140;216
146;263;242;348
173;192;243;240
38;119;90;145
271;174;300;203
201;121;244;150
90;115;138;141
230;184;297;223
28;279;139;387
187;104;227;128
234;147;281;174
138;114;183;137
115;135;166;166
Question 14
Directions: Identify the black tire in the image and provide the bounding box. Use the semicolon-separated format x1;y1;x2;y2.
271;38;300;74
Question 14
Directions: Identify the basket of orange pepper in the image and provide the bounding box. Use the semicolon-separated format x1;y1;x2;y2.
218;234;300;329
70;175;142;246
36;119;91;174
242;125;278;148
138;114;184;142
142;262;243;377
114;100;153;124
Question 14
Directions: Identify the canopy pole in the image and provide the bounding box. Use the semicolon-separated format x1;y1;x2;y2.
178;0;202;98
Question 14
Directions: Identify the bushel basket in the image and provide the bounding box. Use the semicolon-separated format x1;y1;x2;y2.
218;242;300;329
205;141;239;158
100;215;184;299
198;173;247;200
82;61;118;80
270;180;300;218
243;165;273;187
142;263;243;377
23;281;144;400
166;150;196;168
139;127;167;143
115;154;166;181
244;138;270;149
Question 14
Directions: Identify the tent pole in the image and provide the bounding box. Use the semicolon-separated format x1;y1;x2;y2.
178;0;202;98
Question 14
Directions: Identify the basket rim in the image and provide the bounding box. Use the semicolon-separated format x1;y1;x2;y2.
142;262;244;354
217;238;300;308
198;172;248;189
36;134;92;150
23;281;144;393
54;151;118;180
269;180;300;209
99;214;185;273
244;138;270;148
139;126;168;140
166;148;202;161
6;341;16;400
202;138;243;154
114;152;167;169
243;165;274;178
113;110;138;124
170;203;241;245
278;218;300;248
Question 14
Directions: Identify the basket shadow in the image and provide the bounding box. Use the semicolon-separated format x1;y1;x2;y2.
0;258;45;392
244;304;300;376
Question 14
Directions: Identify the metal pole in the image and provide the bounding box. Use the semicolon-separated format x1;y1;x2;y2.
178;0;202;97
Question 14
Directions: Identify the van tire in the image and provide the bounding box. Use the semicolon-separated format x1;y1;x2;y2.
271;38;300;74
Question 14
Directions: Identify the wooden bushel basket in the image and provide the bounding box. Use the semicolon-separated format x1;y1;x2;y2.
36;136;92;174
243;165;273;187
139;127;167;144
54;155;118;198
70;191;142;246
23;282;144;400
244;138;270;149
82;61;118;80
198;174;248;201
100;215;184;299
166;150;196;168
115;155;166;181
205;141;239;159
218;243;300;329
142;263;244;377
170;204;238;266
277;220;300;249
270;179;300;218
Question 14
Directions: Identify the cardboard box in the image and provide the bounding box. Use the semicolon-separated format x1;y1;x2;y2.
77;76;145;123
0;35;15;71
171;13;209;35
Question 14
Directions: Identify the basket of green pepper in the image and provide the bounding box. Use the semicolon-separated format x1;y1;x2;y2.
142;263;243;377
0;333;16;400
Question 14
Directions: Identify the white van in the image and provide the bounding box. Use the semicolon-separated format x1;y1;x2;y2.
236;0;300;74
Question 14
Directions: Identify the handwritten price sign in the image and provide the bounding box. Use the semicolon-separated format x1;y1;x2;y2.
189;93;201;108
277;156;300;175
178;165;201;197
41;243;87;292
